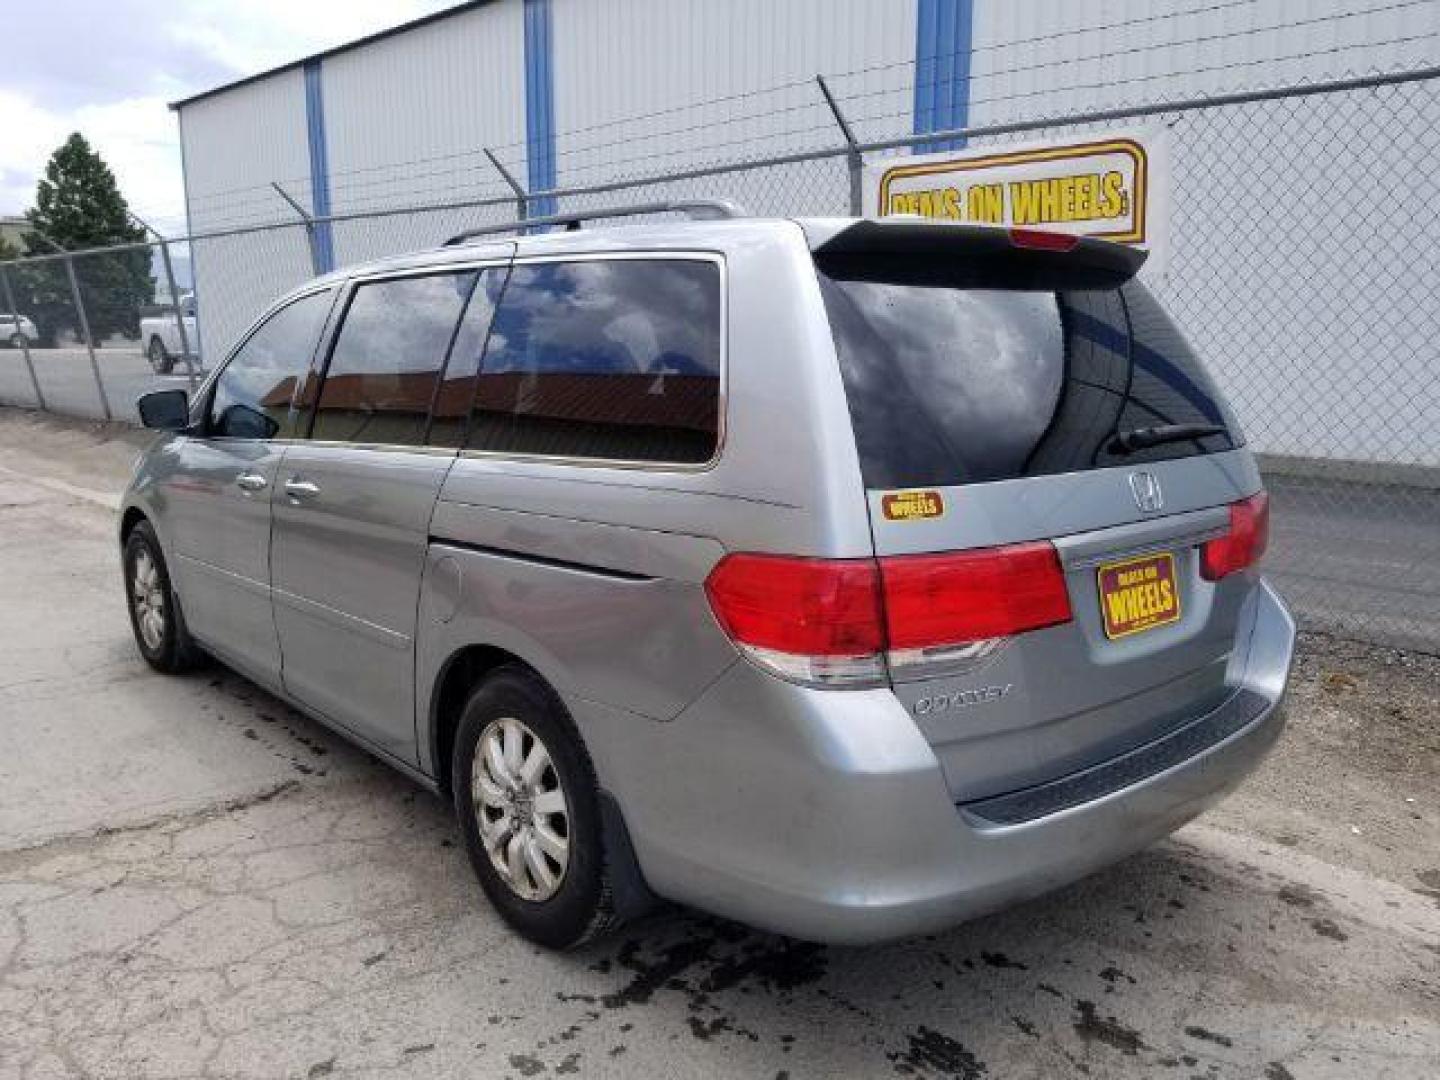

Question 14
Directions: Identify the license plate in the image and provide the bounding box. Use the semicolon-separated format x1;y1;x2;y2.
1097;552;1181;639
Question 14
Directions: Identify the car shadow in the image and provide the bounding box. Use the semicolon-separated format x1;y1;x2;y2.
188;663;1353;1079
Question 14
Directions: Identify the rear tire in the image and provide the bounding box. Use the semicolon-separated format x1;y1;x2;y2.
123;520;203;673
147;336;173;374
6;333;23;349
451;666;618;949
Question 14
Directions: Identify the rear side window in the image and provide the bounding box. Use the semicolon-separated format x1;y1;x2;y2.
209;289;333;440
467;259;722;464
819;269;1240;489
311;271;477;446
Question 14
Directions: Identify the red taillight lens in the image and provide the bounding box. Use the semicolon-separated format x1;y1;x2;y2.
703;554;884;658
1009;227;1079;251
880;542;1073;649
1201;492;1270;581
704;542;1072;686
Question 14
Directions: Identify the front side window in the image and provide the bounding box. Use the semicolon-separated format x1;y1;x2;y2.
468;259;722;464
311;271;477;446
208;289;333;439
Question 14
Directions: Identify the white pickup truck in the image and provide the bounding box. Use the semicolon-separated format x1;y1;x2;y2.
139;294;199;374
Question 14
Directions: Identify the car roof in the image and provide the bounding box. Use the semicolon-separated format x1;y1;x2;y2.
289;216;1143;304
303;217;808;292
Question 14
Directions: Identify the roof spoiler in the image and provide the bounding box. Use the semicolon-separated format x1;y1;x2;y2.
809;219;1147;291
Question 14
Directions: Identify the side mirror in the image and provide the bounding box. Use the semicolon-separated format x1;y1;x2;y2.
137;389;191;431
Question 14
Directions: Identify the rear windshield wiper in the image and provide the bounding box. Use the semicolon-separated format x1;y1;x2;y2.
1109;423;1227;454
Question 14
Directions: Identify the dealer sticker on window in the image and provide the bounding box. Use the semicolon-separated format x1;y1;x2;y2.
1097;551;1180;639
881;490;945;521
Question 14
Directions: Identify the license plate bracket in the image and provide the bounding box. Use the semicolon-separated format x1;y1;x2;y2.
1097;551;1181;639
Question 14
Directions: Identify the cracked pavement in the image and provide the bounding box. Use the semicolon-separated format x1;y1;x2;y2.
0;408;1437;1079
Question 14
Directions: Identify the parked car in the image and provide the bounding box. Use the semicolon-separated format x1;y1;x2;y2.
1;312;38;347
139;293;199;373
120;207;1294;949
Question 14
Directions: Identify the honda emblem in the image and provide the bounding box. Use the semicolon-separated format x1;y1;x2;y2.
1129;471;1164;513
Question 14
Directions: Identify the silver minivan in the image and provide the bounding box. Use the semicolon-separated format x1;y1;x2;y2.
121;207;1294;948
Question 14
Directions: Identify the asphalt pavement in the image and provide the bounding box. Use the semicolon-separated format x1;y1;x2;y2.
0;410;1436;1079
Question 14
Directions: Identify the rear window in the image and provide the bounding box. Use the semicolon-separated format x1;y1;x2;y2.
819;268;1241;489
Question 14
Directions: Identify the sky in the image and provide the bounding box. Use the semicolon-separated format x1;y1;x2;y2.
0;0;460;233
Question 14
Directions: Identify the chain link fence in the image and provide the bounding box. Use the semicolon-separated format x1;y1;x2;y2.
0;67;1435;651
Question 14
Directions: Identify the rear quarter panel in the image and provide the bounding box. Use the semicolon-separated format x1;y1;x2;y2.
414;221;877;782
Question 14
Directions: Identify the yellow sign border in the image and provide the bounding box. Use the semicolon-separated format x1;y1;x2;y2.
1096;550;1180;639
876;137;1149;244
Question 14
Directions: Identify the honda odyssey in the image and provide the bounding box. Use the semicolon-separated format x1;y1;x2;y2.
121;205;1294;948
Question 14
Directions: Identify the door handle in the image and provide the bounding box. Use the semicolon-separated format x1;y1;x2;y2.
283;478;320;500
235;472;268;492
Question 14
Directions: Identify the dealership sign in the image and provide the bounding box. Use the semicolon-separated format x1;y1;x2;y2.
865;128;1169;270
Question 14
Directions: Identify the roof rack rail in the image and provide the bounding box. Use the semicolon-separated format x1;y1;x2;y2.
442;199;746;246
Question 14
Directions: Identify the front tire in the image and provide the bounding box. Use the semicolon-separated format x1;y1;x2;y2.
123;520;203;672
6;333;24;349
147;336;173;374
452;666;617;949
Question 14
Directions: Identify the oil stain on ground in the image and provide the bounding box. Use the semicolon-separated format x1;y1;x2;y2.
887;1026;987;1078
1072;999;1148;1055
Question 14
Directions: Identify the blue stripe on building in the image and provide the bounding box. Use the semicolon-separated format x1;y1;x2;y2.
303;59;335;273
913;0;974;152
524;0;557;221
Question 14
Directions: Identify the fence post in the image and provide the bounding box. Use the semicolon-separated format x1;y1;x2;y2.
816;74;865;216
63;255;112;422
157;240;198;392
129;211;199;394
0;265;46;411
484;148;529;225
271;182;324;275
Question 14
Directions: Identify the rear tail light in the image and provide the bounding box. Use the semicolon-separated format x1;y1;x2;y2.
880;543;1072;675
1201;491;1270;581
704;543;1072;688
703;554;885;686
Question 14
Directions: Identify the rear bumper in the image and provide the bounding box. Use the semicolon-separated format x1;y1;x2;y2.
579;580;1295;944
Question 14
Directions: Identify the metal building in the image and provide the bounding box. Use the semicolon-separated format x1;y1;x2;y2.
171;0;1440;467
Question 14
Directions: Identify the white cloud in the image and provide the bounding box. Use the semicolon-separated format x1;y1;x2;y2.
1;0;459;228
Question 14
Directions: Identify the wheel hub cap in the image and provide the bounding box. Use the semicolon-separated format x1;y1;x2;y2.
131;550;165;650
471;716;570;902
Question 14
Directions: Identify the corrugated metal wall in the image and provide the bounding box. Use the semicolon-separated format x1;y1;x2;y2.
179;69;314;358
968;0;1440;124
550;0;916;214
321;1;528;265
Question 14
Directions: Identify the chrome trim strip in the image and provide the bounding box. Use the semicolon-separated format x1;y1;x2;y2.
1055;506;1231;570
271;586;410;650
173;553;270;599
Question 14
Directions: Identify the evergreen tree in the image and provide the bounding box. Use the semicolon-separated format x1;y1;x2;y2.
19;133;153;345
